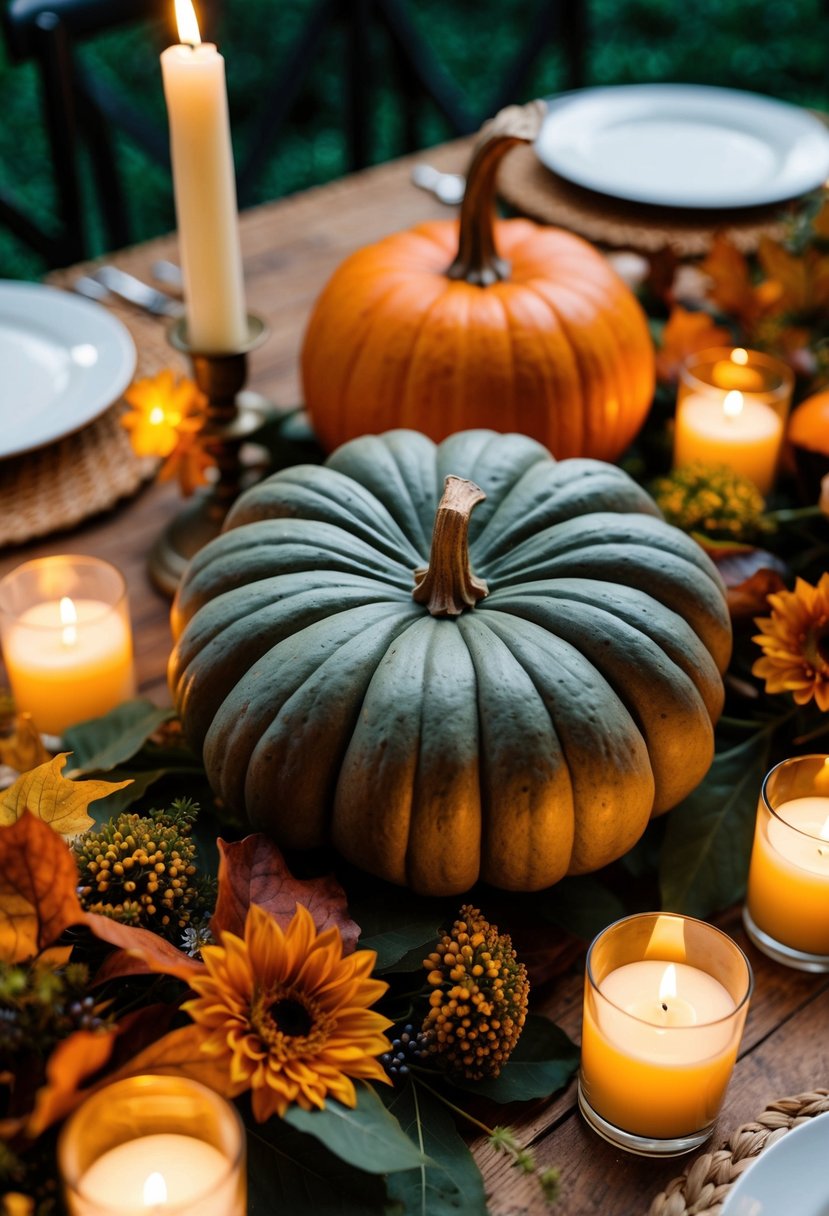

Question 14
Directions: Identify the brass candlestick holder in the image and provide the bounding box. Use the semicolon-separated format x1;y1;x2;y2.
148;314;273;598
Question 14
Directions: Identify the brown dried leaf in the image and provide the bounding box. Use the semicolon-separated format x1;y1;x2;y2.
0;753;131;837
109;1024;239;1097
213;835;361;954
700;234;768;329
0;812;83;962
655;305;731;384
711;548;789;620
0;713;49;774
758;238;829;317
84;912;205;983
25;1028;116;1138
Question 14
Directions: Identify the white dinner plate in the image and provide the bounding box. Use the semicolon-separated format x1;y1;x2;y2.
535;84;829;209
0;281;136;460
720;1111;829;1216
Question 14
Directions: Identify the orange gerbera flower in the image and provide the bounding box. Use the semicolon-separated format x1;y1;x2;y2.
753;573;829;711
182;903;392;1121
121;369;202;458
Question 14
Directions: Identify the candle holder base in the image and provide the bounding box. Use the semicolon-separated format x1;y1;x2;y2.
148;314;277;598
742;907;829;973
577;1081;715;1158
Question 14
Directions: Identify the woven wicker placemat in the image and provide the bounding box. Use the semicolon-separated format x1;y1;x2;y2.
0;302;178;550
498;143;791;256
647;1089;829;1216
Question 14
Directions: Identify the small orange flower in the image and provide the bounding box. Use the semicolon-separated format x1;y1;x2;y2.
121;369;202;459
183;903;392;1121
753;573;829;711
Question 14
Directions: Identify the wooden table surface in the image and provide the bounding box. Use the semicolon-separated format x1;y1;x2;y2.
2;140;827;1216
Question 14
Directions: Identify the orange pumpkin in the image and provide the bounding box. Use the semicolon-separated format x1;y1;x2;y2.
301;102;655;461
788;390;829;456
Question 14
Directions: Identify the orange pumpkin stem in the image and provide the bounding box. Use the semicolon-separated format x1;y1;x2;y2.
413;475;489;617
447;99;547;287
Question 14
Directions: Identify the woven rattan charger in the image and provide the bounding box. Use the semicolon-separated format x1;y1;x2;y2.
647;1090;829;1215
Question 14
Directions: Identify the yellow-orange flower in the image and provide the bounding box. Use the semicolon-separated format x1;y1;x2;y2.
753;573;829;711
121;369;202;458
182;903;392;1121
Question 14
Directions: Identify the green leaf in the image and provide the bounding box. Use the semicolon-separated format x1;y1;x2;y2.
383;1080;488;1216
448;1013;579;1104
659;731;772;919
246;1117;392;1216
283;1083;426;1175
359;915;441;972
530;877;626;940
64;700;174;773
86;768;171;821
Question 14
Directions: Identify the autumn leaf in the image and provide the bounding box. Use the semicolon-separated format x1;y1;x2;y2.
758;237;829;318
0;812;83;963
0;712;49;774
700;234;770;330
655;306;731;384
25;1028;117;1138
108;1024;237;1096
85;912;205;983
0;752;131;837
213;835;361;954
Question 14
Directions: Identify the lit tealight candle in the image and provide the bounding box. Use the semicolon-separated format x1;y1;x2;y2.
160;0;248;353
59;1076;246;1216
77;1134;232;1216
674;389;783;496
711;348;767;393
745;756;829;970
579;913;752;1154
674;346;794;496
0;557;135;737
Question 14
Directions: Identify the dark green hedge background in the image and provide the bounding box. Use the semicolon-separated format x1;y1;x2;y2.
1;0;828;279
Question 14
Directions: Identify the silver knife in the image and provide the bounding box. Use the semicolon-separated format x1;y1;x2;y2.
92;266;184;318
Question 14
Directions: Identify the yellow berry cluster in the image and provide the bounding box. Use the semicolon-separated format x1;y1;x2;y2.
651;461;771;542
422;905;529;1081
75;804;205;938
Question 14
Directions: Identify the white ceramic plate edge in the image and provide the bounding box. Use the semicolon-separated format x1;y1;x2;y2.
0;282;136;461
535;84;829;210
720;1110;829;1216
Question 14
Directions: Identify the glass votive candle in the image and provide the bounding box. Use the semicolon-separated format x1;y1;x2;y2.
743;754;829;972
579;912;753;1157
58;1075;246;1216
674;346;794;496
0;555;135;737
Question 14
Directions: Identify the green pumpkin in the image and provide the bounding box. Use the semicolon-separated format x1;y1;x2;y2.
170;429;731;896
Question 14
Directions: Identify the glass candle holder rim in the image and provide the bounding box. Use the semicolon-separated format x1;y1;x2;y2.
679;346;795;398
761;753;829;842
0;555;128;628
585;912;754;1030
58;1073;245;1215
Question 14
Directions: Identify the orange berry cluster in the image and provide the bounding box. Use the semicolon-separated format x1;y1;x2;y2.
422;905;529;1081
74;801;206;939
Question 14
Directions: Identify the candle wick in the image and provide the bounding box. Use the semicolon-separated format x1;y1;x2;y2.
661;1002;668;1012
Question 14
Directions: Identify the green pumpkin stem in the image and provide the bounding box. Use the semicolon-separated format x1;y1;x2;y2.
413;476;489;617
446;99;547;288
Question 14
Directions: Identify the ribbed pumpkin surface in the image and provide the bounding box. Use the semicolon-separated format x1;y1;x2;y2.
170;430;731;896
301;219;655;461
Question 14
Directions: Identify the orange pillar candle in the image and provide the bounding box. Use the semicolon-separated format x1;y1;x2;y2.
579;913;752;1156
0;556;134;736
744;755;829;971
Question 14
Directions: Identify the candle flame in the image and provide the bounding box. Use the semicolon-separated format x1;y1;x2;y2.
149;406;165;426
723;390;744;419
175;0;201;46
730;347;749;365
143;1172;167;1207
59;596;77;647
658;963;677;1004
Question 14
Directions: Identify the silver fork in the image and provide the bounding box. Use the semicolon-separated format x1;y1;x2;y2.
91;266;184;318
